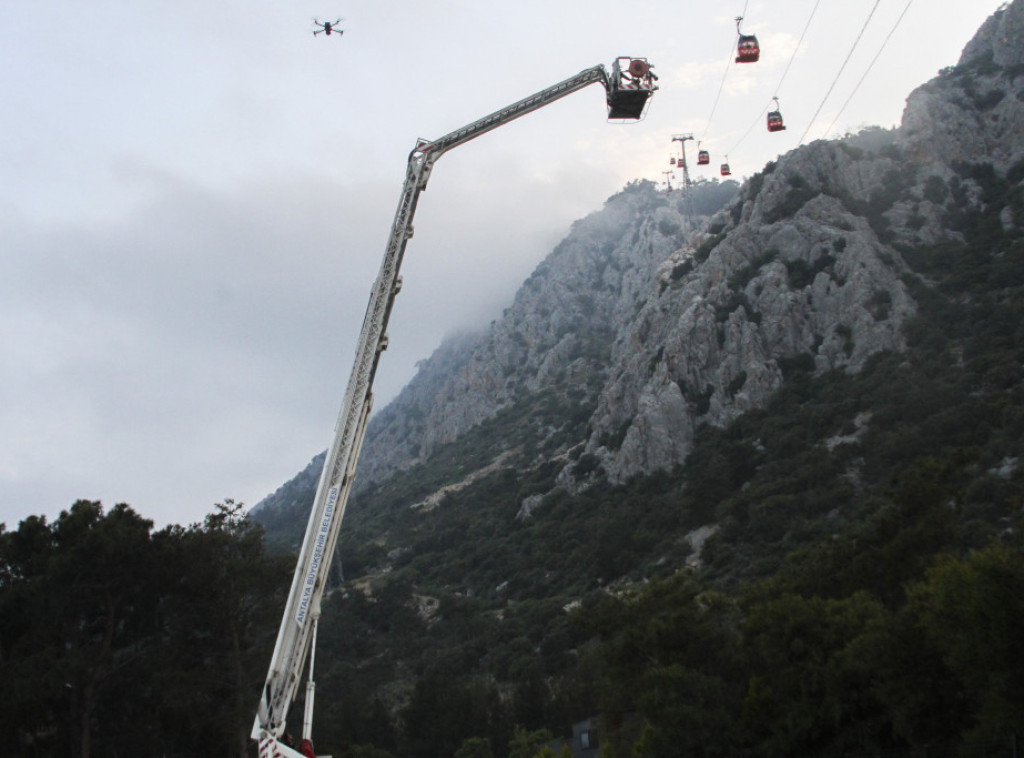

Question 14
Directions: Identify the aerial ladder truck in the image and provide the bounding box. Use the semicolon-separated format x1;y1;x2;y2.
253;56;658;758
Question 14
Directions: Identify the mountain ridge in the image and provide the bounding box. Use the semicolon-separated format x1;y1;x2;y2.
246;4;1024;755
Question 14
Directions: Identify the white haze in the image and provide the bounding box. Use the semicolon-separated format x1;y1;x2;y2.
0;0;1006;527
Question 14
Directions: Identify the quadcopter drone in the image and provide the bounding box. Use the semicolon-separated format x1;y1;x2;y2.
313;18;343;37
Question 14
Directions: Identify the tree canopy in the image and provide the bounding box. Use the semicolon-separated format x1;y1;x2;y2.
0;500;289;758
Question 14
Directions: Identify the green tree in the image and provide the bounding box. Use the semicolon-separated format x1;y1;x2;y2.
508;726;553;758
582;574;745;757
455;736;494;758
401;675;503;758
153;500;289;757
740;591;893;757
855;602;965;757
0;499;288;758
0;501;163;758
907;542;1024;752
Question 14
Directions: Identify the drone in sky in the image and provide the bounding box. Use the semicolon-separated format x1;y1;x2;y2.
313;18;343;37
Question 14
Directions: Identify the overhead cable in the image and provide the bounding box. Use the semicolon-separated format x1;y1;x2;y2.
797;0;883;145
821;0;914;138
701;40;737;142
727;0;822;157
700;0;751;143
727;99;773;157
773;0;824;98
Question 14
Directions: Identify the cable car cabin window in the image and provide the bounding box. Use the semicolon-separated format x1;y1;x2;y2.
698;150;710;165
721;164;731;176
736;35;760;63
767;111;786;132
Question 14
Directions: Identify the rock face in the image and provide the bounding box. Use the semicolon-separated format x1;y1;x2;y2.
354;183;701;492
585;178;916;485
899;2;1024;174
255;1;1024;515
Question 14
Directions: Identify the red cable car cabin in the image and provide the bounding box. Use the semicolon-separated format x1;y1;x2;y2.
721;162;731;177
767;97;786;132
736;34;760;63
767;110;786;132
697;149;710;166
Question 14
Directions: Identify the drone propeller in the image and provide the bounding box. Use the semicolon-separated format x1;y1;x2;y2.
312;17;344;36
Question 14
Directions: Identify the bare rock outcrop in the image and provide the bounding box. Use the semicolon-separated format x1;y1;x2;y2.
285;0;1024;506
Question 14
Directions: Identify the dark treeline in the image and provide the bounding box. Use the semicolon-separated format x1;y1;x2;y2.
2;495;1021;758
0;500;290;758
306;471;1024;758
5;159;1024;757
292;157;1024;758
577;519;1024;757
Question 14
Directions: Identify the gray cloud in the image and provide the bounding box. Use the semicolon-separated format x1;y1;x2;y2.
0;0;1006;528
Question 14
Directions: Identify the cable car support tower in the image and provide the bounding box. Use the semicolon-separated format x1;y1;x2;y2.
671;133;694;192
252;57;657;758
671;133;695;217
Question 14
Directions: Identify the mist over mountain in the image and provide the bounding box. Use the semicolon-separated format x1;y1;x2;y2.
8;6;1024;758
254;3;1024;547
253;176;741;545
248;4;1024;755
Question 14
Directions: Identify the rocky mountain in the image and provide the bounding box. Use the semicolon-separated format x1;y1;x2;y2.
344;2;1021;500
257;10;1024;539
258;4;1024;555
245;5;1024;755
360;184;707;484
257;0;1024;538
253;178;740;545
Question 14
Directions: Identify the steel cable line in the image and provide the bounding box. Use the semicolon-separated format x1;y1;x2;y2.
727;99;773;158
821;0;914;138
700;0;750;144
772;0;823;100
797;0;883;145
727;0;822;157
701;41;738;143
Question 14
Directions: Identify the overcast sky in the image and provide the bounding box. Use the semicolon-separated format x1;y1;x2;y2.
0;0;1007;530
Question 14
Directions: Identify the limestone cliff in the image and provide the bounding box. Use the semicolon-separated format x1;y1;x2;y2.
254;1;1024;521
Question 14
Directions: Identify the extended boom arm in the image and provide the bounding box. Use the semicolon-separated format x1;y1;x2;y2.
254;57;656;753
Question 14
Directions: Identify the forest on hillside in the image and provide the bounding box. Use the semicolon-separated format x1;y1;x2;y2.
2;488;1022;757
7;155;1024;757
8;78;1024;758
263;157;1024;757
